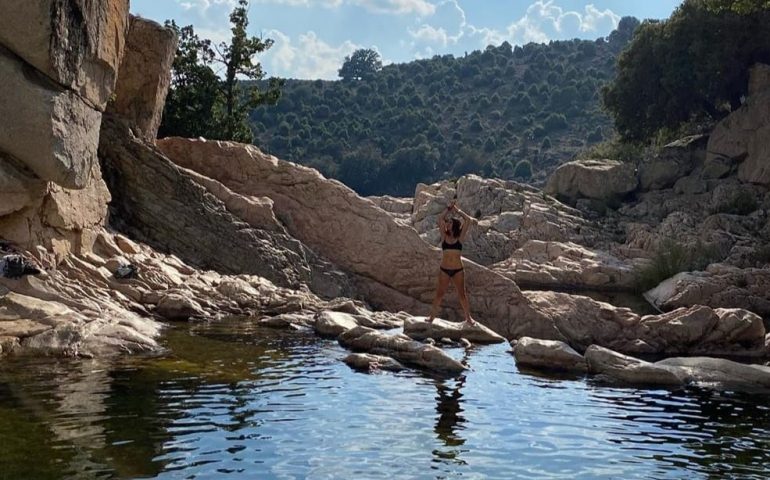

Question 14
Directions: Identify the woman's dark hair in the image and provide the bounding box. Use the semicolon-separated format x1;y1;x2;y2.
450;218;462;238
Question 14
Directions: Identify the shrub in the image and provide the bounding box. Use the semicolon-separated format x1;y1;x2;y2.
513;159;533;180
577;138;646;163
634;238;724;292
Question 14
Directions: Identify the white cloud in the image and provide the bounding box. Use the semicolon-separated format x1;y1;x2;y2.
247;0;434;15
408;0;464;46
263;29;364;79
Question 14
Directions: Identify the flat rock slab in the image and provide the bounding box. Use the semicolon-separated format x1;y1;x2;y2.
513;336;587;372
343;353;405;372
0;319;52;338
339;326;466;374
404;317;506;344
314;311;359;337
585;345;682;386
658;357;770;391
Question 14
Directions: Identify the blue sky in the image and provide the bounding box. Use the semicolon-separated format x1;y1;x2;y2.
131;0;683;80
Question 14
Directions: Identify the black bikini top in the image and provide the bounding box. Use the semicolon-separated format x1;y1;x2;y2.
441;239;462;251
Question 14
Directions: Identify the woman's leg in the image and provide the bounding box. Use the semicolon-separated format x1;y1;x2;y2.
428;270;452;322
451;271;475;324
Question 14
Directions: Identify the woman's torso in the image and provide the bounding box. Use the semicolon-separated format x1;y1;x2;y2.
440;235;463;269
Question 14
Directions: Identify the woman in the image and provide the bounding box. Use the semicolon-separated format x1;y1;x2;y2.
427;200;476;325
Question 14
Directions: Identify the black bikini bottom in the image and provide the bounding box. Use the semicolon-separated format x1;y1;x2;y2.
440;267;464;278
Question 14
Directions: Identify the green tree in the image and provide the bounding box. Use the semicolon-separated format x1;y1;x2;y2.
603;1;770;142
339;48;383;80
513;160;533;180
159;0;281;142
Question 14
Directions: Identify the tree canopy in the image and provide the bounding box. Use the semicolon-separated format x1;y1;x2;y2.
602;0;770;142
159;0;282;142
338;48;383;80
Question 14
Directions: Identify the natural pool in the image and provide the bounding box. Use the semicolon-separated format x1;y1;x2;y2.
1;318;769;479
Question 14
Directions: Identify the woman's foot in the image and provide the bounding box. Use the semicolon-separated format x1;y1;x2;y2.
464;317;477;326
427;317;434;324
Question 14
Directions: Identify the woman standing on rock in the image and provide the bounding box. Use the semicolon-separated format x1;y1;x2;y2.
428;199;477;325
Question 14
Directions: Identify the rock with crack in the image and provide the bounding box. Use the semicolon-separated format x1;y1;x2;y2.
403;317;506;344
338;326;466;374
545;159;638;204
584;345;682;385
343;353;406;372
512;336;587;373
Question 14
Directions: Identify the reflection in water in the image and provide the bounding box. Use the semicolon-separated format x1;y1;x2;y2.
1;320;770;479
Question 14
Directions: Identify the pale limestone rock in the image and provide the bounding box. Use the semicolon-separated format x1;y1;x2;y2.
0;156;45;217
338;326;466;373
107;16;177;142
0;48;101;188
512;336;587;372
156;138;552;338
403;317;506;344
314;311;359;337
638;135;706;190
155;293;206;320
343;353;405;372
657;357;770;390
493;240;637;290
545;159;638;202
0;0;130;110
585;345;682;385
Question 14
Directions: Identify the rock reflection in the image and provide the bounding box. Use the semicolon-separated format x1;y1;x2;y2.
432;350;470;466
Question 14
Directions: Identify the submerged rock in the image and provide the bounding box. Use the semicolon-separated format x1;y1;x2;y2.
343;353;405;372
338;326;466;374
403;317;506;344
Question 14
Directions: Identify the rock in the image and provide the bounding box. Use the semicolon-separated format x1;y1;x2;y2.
739;122;770;186
645;268;770;318
156;138;553;338
107;16;177;142
155;293;205;320
638;135;706;190
459;338;472;348
584;345;682;385
368;195;413;214
343;353;405;372
0;0;130;110
114;235;141;255
657;357;770;390
512;336;587;373
338;326;466;374
0;47;101;188
702;154;735;179
0;157;45;217
403;317;506;344
99;116;313;288
314;311;359;337
492;240;637;291
259;312;314;329
544;159;638;203
42;161;111;232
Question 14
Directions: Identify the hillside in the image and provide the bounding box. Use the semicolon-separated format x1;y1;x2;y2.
250;19;638;196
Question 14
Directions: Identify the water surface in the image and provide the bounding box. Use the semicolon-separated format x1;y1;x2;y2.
1;318;769;479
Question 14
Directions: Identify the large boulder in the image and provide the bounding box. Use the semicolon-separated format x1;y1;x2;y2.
338;326;466;373
657;357;770;391
0;48;101;188
545;159;638;203
107;16;177;142
645;266;770;318
638;135;706;190
314;311;359;337
585;345;682;385
512;336;587;373
156;137;554;338
98;115;314;288
706;65;770;186
0;0;130;110
403;317;506;344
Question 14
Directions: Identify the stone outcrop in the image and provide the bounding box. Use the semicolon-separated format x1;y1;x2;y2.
0;47;102;188
707;64;770;186
107;16;177;142
156;138;555;338
0;0;130;110
0;157;45;217
525;291;767;356
544;159;638;203
512;337;587;372
584;345;683;385
99;116;313;288
638;135;707;190
339;326;466;373
492;240;638;290
314;311;360;337
403;317;506;344
645;266;770;317
343;353;405;372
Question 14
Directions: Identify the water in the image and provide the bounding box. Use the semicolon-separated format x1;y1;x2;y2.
1;318;770;479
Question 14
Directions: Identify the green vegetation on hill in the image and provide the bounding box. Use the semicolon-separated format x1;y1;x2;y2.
250;19;639;196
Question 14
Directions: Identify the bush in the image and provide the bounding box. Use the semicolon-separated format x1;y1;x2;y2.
711;189;758;215
634;238;724;292
513;159;533;180
577;138;646;163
